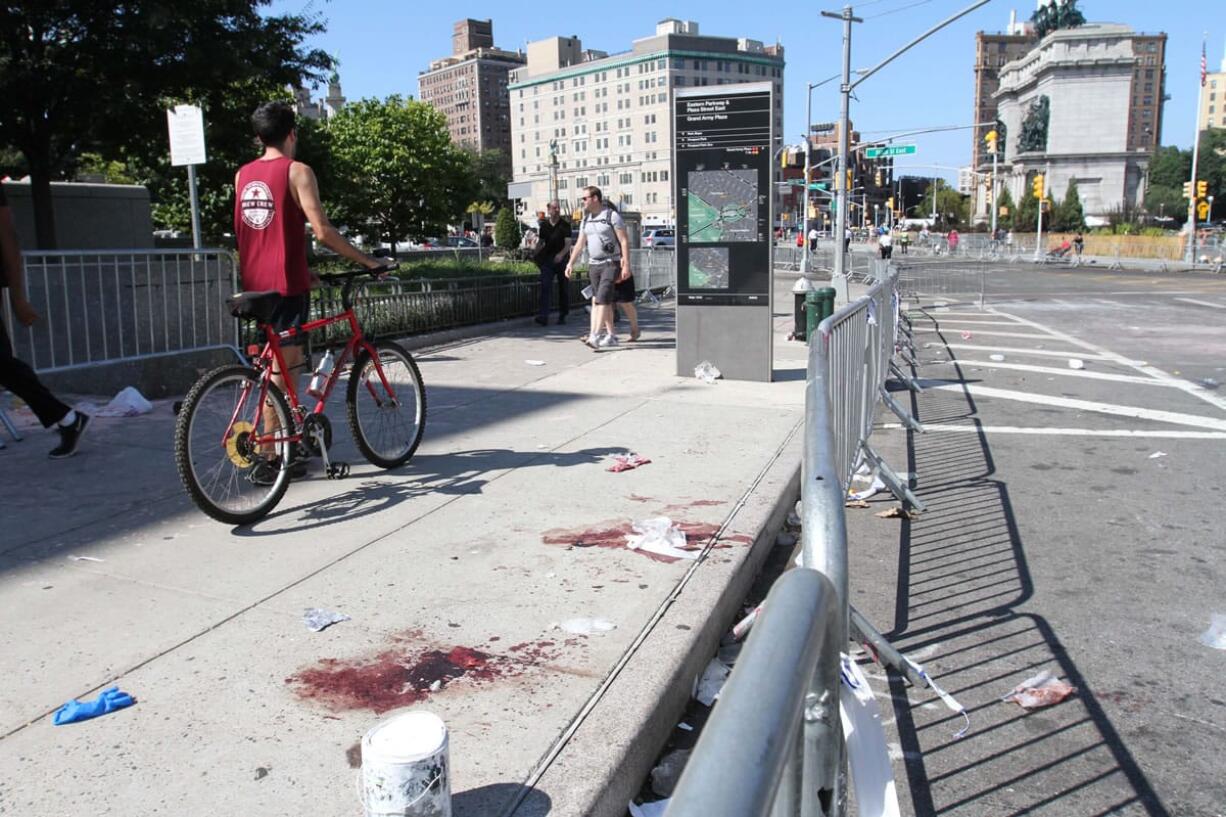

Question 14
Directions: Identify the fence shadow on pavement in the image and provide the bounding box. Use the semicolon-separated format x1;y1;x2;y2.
878;312;1170;817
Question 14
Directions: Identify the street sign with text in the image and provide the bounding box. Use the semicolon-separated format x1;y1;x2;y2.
166;105;207;166
864;144;916;159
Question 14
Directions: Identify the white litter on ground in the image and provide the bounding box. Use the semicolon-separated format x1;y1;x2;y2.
626;517;698;561
558;618;617;636
695;658;731;706
1200;614;1226;650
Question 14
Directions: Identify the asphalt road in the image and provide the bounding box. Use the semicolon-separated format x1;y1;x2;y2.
845;260;1226;816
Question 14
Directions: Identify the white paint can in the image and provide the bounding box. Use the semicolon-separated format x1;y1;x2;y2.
361;711;451;817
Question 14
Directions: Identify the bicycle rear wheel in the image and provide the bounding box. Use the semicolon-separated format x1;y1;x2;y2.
175;365;293;524
346;341;426;469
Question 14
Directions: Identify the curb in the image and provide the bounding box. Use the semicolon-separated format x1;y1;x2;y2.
512;430;803;817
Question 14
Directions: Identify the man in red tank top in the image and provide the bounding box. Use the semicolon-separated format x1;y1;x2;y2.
235;102;383;475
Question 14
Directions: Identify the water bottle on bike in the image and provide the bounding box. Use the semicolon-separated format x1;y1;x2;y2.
307;349;335;399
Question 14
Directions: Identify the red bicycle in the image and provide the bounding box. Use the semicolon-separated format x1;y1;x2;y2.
174;265;426;524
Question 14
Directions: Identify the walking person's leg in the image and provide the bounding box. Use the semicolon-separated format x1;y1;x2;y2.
555;260;569;323
0;312;88;457
536;261;552;326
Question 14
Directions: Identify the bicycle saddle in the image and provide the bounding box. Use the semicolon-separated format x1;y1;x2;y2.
227;291;283;322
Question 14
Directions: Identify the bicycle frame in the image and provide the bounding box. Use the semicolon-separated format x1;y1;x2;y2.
222;302;399;451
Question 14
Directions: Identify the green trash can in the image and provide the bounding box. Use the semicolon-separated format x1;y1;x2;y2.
806;288;837;341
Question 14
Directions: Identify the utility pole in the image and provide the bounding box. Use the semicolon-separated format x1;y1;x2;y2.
802;87;813;278
822;6;861;304
1187;32;1207;264
823;0;991;303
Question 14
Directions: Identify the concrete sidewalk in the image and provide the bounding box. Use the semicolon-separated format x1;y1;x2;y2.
0;299;812;816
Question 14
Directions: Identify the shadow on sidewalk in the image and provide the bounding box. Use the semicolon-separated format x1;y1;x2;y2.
232;446;629;537
878;314;1169;817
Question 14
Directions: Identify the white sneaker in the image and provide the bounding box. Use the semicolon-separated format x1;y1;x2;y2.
597;333;619;349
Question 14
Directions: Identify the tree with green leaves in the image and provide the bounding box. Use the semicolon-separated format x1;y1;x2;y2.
1017;186;1040;232
1054;179;1085;231
996;186;1016;231
922;180;970;230
495;207;522;251
0;1;331;248
326;96;474;251
461;148;512;210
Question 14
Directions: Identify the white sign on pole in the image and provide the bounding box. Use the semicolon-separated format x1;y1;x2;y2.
167;105;207;167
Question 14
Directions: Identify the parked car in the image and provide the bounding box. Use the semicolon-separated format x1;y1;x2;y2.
642;228;675;248
446;235;479;247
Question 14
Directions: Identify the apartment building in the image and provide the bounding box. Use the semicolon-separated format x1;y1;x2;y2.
508;19;785;225
418;19;525;154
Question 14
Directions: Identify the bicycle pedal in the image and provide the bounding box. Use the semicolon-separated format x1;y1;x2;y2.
326;462;350;479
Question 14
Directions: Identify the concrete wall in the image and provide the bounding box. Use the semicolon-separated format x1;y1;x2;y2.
2;182;154;250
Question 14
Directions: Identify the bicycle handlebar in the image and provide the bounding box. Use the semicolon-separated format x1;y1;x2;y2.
317;263;399;312
317;262;400;283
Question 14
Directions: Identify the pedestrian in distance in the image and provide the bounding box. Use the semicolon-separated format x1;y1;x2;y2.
533;201;572;326
795;230;804;249
1072;231;1084;265
808;225;819;252
844;226;852;254
879;229;893;260
564;186;631;351
235;101;386;482
947;228;960;254
0;184;90;458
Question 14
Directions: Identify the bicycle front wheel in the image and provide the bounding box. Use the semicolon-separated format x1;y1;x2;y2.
174;365;293;525
346;341;426;469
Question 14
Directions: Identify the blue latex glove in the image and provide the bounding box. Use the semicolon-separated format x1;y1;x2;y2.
52;686;135;725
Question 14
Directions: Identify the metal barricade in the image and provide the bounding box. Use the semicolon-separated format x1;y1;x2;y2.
6;249;239;372
665;570;839;817
629;247;675;296
894;260;987;309
669;266;936;817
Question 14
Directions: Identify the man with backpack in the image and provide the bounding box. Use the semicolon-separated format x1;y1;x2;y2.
564;186;631;350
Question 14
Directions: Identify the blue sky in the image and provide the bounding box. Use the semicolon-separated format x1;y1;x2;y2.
272;0;1222;183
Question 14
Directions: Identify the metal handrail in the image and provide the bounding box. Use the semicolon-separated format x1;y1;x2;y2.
664;569;837;817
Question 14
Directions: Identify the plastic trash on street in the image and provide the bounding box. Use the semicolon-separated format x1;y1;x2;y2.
693;361;722;383
1200;614;1226;650
694;657;731;706
626;517;698;560
303;608;350;632
559;618;617;636
1001;669;1077;709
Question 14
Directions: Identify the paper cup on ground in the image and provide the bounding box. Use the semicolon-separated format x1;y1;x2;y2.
361;711;451;817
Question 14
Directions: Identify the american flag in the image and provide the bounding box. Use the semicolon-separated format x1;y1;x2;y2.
1203;42;1208;87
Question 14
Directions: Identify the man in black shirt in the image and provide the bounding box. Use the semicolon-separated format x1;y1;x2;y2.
534;201;572;325
0;184;90;457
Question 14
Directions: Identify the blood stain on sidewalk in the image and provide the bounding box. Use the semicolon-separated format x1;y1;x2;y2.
540;519;751;563
287;639;566;714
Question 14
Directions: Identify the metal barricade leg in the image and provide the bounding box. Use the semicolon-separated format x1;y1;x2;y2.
861;441;927;511
0;405;22;442
880;386;924;434
889;360;924;392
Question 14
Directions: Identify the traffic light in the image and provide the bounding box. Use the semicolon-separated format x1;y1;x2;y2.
985;188;993;204
846;170;854;190
985;129;998;154
1032;174;1045;200
886;197;894;211
1197;180;1208;199
874;170;883;187
1183;181;1194;199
